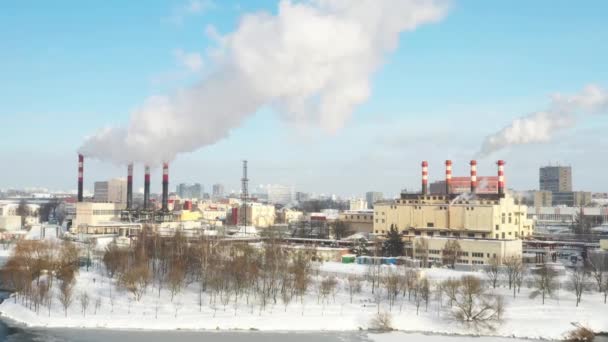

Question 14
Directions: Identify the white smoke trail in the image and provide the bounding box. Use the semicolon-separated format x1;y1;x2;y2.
477;84;608;158
79;0;450;165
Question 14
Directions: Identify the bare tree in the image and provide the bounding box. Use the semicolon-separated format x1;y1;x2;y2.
79;291;90;317
503;256;523;293
58;280;74;317
529;262;559;305
415;238;429;268
346;275;362;304
369;311;393;331
442;240;462;269
485;257;501;289
588;252;607;292
568;267;589;307
444;275;504;330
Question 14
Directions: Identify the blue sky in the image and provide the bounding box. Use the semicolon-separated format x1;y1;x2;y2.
1;0;607;197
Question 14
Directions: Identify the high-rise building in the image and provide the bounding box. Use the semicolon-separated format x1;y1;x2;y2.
365;191;383;209
94;178;127;206
176;183;202;199
212;183;225;199
266;184;294;205
539;166;572;193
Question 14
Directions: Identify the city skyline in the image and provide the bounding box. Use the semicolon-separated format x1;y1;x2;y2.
2;0;608;195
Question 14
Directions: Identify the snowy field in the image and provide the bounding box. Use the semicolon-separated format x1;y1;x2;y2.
1;261;606;340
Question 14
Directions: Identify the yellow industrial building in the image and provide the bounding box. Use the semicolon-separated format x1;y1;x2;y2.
373;160;535;266
374;192;533;240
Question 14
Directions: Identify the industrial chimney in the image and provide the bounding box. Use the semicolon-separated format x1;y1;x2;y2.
162;162;169;212
497;160;505;195
445;160;452;195
421;161;428;195
470;160;477;193
77;154;84;202
144;165;150;210
126;163;133;210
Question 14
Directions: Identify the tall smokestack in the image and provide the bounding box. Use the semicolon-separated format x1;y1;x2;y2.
470;160;477;193
162;162;169;212
77;154;84;202
421;161;428;195
126;163;133;210
445;160;452;195
497;160;505;195
143;165;150;210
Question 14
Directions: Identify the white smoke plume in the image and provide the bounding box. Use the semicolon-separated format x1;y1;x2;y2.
477;84;608;157
79;0;450;165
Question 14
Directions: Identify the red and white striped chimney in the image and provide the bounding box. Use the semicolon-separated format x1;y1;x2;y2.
162;162;169;211
497;160;505;195
126;163;133;209
470;160;477;193
445;160;452;195
421;161;429;195
143;165;151;210
77;154;84;202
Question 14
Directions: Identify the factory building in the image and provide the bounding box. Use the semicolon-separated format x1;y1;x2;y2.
338;209;374;234
430;176;498;194
375;160;533;265
413;236;522;266
94;178;127;206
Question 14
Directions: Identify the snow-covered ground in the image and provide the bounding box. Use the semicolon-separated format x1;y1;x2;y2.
0;261;606;340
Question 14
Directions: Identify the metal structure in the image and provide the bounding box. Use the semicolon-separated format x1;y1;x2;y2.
240;160;249;226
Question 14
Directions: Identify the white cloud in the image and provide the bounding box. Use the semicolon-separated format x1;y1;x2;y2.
173;49;204;72
81;0;451;165
477;84;608;158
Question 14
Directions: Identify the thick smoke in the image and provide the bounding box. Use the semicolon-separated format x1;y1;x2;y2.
477;84;608;157
79;0;450;165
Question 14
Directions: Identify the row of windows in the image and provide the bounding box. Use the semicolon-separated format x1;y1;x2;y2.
92;210;121;215
472;252;484;258
347;215;371;220
472;260;484;265
429;249;441;255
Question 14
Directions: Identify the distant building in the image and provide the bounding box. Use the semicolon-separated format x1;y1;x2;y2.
429;176;498;194
539;166;572;193
552;191;592;207
365;191;383;209
94;178;127;206
212;183;225;199
533;191;553;207
295;191;310;203
176;183;202;199
71;202;122;232
349;198;368;211
266;184;294;205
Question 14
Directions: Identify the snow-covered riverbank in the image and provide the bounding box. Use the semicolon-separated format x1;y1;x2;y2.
1;262;606;340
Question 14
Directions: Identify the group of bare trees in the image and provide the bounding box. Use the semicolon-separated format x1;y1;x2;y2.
102;229;318;316
1;240;79;316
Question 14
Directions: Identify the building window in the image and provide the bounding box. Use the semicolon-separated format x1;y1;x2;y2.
440;232;447;237
427;222;434;228
502;232;505;239
415;231;421;236
467;233;475;238
472;252;484;258
495;225;499;230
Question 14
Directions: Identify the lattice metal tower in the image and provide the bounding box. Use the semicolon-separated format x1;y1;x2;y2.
240;160;249;226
